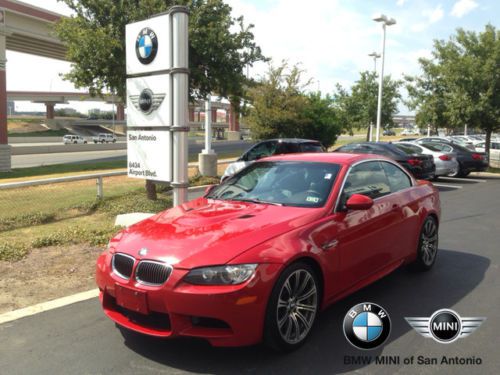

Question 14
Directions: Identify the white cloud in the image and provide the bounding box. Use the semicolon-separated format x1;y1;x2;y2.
451;0;478;18
396;0;407;6
410;5;443;32
424;4;444;23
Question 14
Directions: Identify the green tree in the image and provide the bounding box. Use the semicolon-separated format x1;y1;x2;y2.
245;63;341;148
333;71;401;140
55;0;266;101
407;25;500;156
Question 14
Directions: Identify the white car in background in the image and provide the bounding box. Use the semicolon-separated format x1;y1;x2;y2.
395;141;459;178
63;135;87;144
400;128;420;136
475;141;500;153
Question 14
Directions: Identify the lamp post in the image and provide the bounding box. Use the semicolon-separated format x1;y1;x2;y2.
368;51;381;72
368;52;381;141
373;14;396;142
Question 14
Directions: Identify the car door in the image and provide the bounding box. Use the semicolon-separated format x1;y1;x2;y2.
380;161;419;259
332;161;401;292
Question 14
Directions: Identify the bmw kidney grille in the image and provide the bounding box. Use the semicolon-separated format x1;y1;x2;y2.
135;260;172;286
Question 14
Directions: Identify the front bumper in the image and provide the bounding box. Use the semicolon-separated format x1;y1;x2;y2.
96;252;281;347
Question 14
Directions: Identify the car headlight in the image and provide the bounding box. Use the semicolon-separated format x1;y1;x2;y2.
184;264;257;285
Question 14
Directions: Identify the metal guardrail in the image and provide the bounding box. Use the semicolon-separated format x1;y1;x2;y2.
0;171;127;199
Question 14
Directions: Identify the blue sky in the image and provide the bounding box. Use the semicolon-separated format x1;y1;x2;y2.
8;0;499;114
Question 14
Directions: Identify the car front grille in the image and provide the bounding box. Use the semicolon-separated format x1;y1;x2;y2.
112;253;135;280
136;260;172;286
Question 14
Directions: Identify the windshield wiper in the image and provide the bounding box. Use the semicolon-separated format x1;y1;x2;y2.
231;198;283;206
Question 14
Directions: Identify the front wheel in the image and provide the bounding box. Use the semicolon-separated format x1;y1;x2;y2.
412;216;439;271
264;262;319;352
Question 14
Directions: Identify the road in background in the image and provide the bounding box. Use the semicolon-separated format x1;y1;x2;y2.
11;140;252;168
0;176;498;374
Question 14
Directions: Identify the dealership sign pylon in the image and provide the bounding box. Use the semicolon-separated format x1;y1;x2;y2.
125;6;189;206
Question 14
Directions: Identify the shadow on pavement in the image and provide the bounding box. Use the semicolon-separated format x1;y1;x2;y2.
120;249;489;374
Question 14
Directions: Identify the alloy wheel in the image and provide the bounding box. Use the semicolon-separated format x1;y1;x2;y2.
276;269;318;344
420;218;438;266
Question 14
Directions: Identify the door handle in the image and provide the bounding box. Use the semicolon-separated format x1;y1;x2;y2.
321;239;338;251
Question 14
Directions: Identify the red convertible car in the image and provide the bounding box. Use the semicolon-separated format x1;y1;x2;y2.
96;153;440;351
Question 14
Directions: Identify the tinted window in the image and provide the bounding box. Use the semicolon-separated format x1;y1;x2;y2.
395;144;422;154
245;141;278;161
421;142;452;153
300;143;324;152
208;161;340;208
275;142;299;154
340;161;391;206
381;162;412;192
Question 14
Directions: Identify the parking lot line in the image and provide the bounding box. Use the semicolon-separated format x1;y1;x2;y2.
433;183;463;189
439;177;488;183
0;289;99;325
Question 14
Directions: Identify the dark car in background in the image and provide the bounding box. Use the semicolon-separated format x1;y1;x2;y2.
221;138;325;181
416;141;488;177
334;142;436;180
383;128;396;136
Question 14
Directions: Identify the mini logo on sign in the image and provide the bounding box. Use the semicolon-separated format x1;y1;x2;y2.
135;27;158;64
406;309;485;344
138;248;148;256
130;89;166;115
343;302;391;350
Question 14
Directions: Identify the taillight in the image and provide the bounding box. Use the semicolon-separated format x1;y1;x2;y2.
439;155;451;161
472;153;484;160
408;158;423;166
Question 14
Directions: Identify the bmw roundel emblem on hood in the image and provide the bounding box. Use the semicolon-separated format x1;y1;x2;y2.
136;27;158;64
138;248;148;256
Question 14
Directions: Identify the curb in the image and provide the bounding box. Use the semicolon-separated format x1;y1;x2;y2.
0;289;99;325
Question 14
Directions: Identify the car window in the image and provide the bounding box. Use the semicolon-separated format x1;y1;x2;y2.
381;162;412;192
275;142;299;154
245;141;278;161
339;161;391;208
396;143;422;154
300;143;324;152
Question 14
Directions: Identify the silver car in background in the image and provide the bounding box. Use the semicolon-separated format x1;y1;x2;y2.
395;142;458;178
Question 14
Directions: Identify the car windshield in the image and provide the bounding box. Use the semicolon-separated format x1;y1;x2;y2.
207;161;340;208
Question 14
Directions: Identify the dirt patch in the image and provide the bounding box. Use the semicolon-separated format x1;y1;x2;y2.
8;120;47;133
0;244;103;314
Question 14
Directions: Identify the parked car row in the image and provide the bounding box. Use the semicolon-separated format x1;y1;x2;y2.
62;133;117;144
222;136;489;182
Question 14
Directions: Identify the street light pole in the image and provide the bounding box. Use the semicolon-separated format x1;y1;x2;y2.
368;52;381;142
373;14;396;142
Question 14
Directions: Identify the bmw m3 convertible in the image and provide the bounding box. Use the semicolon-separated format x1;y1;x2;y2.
96;153;440;351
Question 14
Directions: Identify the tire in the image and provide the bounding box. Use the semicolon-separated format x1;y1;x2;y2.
264;262;320;352
448;162;462;177
73;141;77;144
412;216;439;271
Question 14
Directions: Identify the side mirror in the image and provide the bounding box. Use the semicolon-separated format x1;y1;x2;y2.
345;194;374;210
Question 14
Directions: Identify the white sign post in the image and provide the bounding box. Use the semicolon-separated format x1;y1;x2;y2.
125;6;189;206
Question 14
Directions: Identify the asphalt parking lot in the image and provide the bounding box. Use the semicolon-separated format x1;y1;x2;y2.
1;174;499;375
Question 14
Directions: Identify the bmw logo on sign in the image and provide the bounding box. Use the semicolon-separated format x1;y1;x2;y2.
136;27;158;64
343;302;391;349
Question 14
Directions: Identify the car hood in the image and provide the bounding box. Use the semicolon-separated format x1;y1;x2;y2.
112;197;321;269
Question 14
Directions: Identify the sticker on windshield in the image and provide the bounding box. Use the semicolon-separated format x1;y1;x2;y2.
324;173;332;180
306;196;320;203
